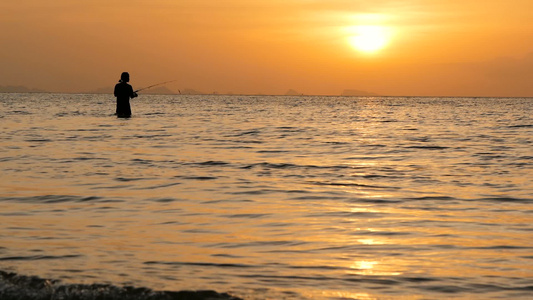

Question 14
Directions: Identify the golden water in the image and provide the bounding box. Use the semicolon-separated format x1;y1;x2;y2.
1;94;532;299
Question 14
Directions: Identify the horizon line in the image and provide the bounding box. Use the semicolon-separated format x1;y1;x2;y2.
1;91;532;99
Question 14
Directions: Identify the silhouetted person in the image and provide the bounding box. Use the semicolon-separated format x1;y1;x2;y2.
114;72;138;118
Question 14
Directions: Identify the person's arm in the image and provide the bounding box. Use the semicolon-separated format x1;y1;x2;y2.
130;85;138;98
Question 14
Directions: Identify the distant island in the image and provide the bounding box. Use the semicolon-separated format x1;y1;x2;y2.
88;86;179;95
341;89;380;96
1;85;381;97
87;86;203;95
0;85;46;93
285;89;303;96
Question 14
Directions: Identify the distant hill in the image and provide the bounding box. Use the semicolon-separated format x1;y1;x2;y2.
341;89;379;96
0;85;46;93
89;86;113;94
88;86;180;95
141;86;177;95
179;88;203;95
285;89;302;96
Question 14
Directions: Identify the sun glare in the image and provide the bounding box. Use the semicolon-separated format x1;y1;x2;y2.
347;25;390;54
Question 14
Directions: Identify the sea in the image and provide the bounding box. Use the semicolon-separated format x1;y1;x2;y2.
0;93;531;299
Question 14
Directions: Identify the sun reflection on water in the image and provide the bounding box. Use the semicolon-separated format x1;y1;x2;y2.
357;238;384;245
349;260;403;276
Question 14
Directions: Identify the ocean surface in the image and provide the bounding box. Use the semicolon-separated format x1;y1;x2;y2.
0;93;531;299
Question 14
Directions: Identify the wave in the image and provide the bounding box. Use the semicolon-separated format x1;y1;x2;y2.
0;195;123;204
0;255;82;262
0;270;242;300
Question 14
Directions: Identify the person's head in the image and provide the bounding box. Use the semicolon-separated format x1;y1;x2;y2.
120;72;130;83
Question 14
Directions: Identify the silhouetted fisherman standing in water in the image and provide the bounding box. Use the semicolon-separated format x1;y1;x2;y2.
114;72;137;118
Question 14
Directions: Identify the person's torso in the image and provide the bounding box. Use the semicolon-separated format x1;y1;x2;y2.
115;82;133;99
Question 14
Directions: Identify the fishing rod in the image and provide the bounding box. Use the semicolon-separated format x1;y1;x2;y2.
134;80;177;93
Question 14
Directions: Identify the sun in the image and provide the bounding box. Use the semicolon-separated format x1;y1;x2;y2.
347;25;390;54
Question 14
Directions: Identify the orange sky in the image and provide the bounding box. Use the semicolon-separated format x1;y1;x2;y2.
1;0;532;96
